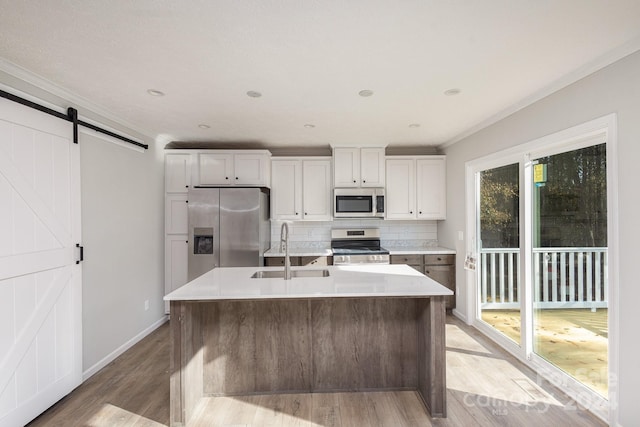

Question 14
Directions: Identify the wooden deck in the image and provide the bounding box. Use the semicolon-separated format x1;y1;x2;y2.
481;308;608;396
27;315;606;427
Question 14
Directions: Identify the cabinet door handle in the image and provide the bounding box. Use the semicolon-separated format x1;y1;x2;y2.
75;244;84;264
419;211;422;214
363;180;366;183
295;212;299;215
410;211;413;214
235;177;239;180
225;177;229;180
353;180;356;183
437;257;442;261
426;270;430;274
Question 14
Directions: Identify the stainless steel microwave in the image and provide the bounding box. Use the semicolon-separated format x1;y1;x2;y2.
334;188;385;218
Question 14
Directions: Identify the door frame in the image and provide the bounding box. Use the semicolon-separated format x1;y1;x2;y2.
463;113;619;423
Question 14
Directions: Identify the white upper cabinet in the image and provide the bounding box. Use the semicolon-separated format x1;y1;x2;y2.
271;159;303;220
271;157;332;221
360;148;386;187
333;147;360;187
198;152;234;185
385;156;446;220
386;158;416;219
165;152;192;193
196;150;271;186
234;153;271;185
301;159;332;220
416;157;446;219
333;147;385;187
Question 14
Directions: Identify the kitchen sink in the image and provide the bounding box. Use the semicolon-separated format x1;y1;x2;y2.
251;269;330;279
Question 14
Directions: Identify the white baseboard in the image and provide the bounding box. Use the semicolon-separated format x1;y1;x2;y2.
451;308;468;324
82;315;169;381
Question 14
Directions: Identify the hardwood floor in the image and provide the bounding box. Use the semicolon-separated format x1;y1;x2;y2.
27;325;170;427
189;391;430;427
27;315;607;427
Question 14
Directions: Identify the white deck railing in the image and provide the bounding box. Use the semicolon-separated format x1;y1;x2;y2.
480;248;608;310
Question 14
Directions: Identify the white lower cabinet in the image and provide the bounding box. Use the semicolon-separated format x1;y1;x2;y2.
164;235;188;313
271;157;332;221
385;156;446;220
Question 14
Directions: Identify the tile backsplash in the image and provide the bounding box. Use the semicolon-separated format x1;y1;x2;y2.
269;219;438;249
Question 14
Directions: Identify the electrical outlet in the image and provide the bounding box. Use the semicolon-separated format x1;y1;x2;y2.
144;300;149;311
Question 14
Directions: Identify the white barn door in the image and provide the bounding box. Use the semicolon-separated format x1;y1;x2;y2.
0;97;81;426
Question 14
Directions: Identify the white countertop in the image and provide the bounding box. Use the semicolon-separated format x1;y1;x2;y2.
263;246;455;257
164;264;453;301
264;247;333;257
386;246;456;255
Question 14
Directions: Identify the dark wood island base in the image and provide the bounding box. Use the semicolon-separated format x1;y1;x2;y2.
169;296;446;426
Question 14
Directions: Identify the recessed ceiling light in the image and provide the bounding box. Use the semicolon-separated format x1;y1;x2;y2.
358;89;374;97
246;90;262;98
147;89;165;96
304;124;315;129
198;124;210;129
444;88;461;96
408;123;420;128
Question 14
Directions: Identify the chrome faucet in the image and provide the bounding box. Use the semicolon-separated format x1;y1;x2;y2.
280;222;292;280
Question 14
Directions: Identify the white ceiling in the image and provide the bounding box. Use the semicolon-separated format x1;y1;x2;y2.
1;1;640;149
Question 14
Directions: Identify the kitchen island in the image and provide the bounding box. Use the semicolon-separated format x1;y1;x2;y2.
164;264;452;427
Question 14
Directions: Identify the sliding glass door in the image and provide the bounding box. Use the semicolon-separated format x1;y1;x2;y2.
530;143;608;397
472;124;612;410
478;163;521;344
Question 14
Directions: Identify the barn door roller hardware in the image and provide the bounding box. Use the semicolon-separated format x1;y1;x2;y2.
68;107;79;143
0;88;148;149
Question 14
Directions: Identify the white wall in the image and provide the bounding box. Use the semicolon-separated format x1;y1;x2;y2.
79;132;165;374
439;50;640;426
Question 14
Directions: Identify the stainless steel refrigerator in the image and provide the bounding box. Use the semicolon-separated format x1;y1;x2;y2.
187;187;270;281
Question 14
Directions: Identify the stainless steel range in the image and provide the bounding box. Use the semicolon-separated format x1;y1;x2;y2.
331;228;390;265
